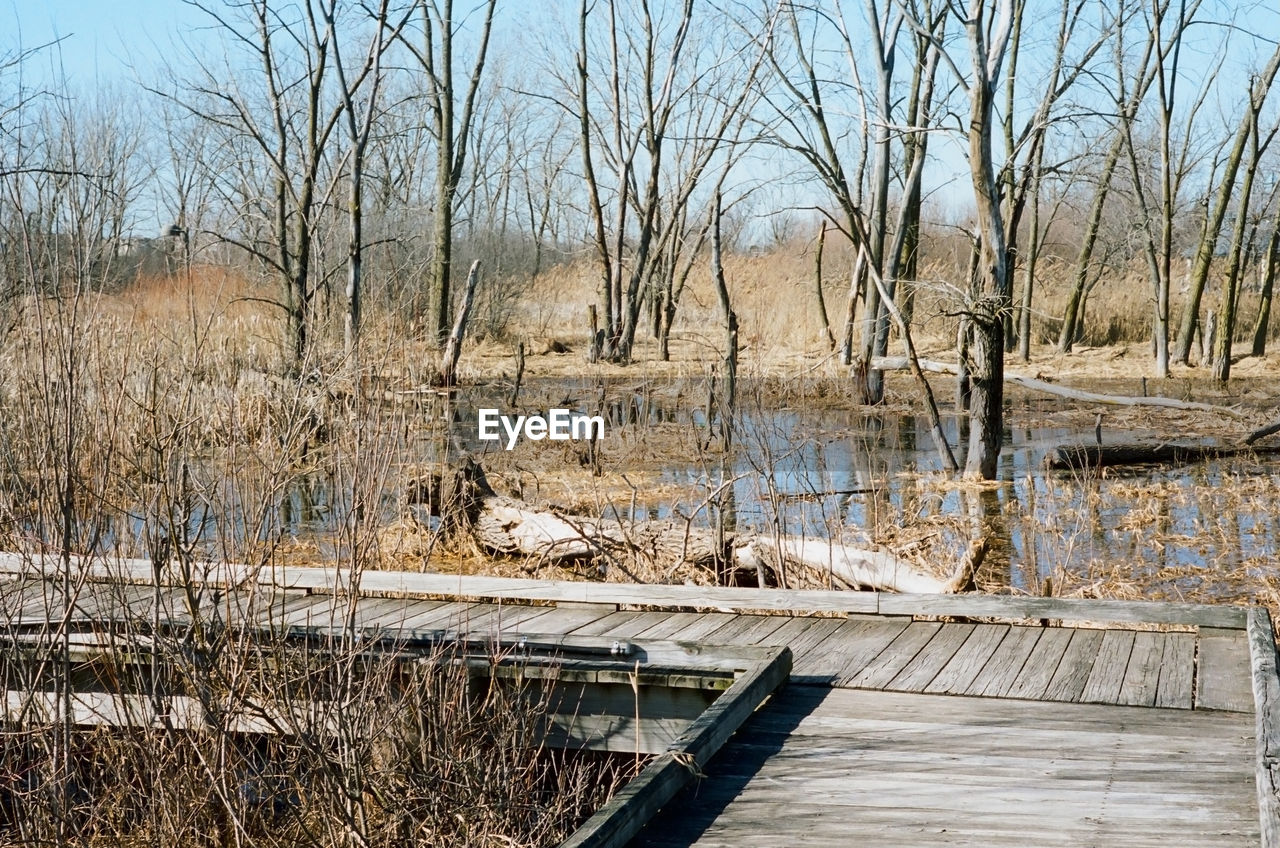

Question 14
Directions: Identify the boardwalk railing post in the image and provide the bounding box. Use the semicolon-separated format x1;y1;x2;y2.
1248;607;1280;846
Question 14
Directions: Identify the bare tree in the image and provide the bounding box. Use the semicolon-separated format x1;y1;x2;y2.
325;0;413;358
398;0;496;344
1057;5;1164;353
1115;0;1207;377
957;0;1016;479
1251;203;1280;356
1171;34;1280;365
756;0;944;404
566;0;770;364
1211;107;1277;381
165;0;352;371
998;0;1113;359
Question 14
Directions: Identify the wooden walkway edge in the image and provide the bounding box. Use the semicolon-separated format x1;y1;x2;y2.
0;553;1249;628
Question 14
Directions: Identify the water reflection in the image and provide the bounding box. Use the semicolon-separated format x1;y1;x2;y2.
84;377;1280;598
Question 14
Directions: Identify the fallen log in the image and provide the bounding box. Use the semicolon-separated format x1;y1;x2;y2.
870;356;1246;419
735;536;983;594
412;457;976;594
1244;417;1280;446
1044;443;1262;470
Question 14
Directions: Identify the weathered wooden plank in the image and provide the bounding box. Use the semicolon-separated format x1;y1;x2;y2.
496;604;619;638
0;556;1247;629
828;619;912;685
1041;628;1105;702
393;600;468;630
0;553;253;587
634;687;1258;847
540;680;716;753
396;601;489;632
846;622;941;690
1198;627;1255;712
792;620;895;685
757;617;849;683
741;684;1254;739
3;552;1248;632
1151;630;1196;710
244;590;328;627
445;602;552;637
963;625;1042;697
700;613;792;646
877;592;1246;628
924;624;1009;695
1079;629;1136;705
888;623;975;692
1248;607;1280;848
1005;627;1073;700
570;610;654;637
461;603;565;636
632;612;734;641
277;595;412;630
1117;631;1166;707
292;569;880;615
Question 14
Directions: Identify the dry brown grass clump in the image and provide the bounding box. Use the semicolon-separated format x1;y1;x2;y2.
0;637;636;847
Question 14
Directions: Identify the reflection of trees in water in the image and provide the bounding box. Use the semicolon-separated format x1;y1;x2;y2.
963;487;1010;589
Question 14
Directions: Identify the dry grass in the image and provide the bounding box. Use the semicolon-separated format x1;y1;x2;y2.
493;245;1280;382
0;634;637;846
0;247;1277;603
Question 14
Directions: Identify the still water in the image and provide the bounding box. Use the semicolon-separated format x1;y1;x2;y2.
106;378;1280;600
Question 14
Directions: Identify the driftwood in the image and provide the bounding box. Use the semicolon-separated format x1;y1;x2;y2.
412;458;977;594
870;356;1246;419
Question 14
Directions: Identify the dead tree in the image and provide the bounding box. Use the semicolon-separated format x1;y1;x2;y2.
710;194;737;450
325;0;413;360
1171;35;1280;365
398;0;496;344
436;260;481;387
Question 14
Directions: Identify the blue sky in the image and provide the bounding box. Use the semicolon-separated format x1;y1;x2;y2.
5;0;206;88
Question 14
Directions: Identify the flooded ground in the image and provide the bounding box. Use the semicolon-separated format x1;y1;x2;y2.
82;373;1278;606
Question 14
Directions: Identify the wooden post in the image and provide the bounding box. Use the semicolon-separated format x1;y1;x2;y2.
1248;607;1280;846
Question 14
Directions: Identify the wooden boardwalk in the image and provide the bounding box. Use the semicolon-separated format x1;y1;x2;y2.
634;688;1256;847
0;556;1275;846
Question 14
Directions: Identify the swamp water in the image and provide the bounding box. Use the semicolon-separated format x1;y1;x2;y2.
104;378;1280;603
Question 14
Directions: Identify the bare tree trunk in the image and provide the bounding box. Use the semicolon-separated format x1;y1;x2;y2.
1017;160;1041;362
327;0;405;361
710;195;737;449
965;296;1004;480
1213;109;1275;381
1251;216;1280;356
436;260;481;387
1172;37;1280;364
962;0;1014;480
855;1;903;406
813;223;836;349
404;0;496;345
